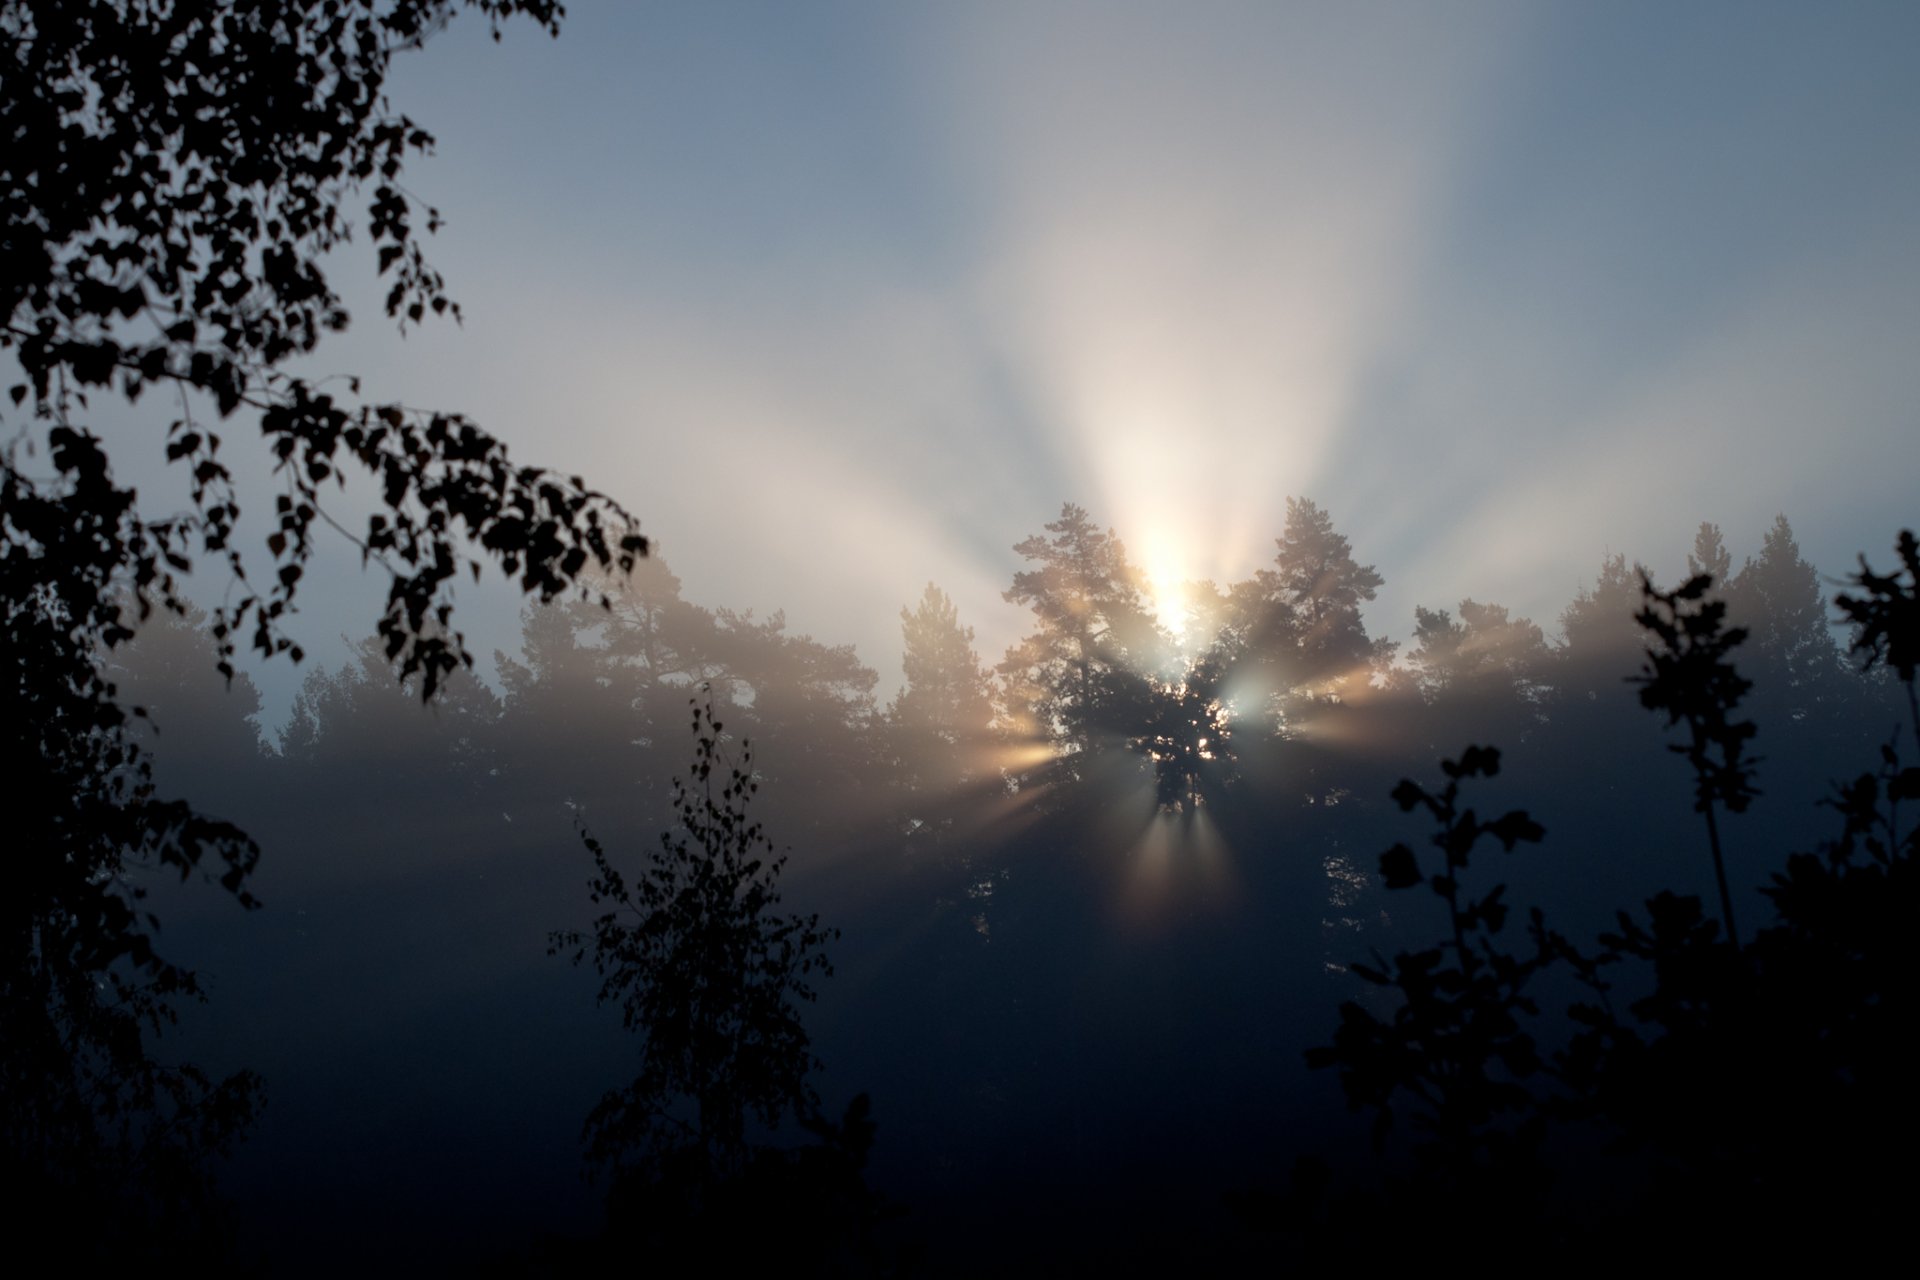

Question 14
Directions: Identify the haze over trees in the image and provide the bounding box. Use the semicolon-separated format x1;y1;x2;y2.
58;490;1905;1270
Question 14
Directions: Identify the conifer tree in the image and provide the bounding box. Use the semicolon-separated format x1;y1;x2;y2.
891;584;995;797
999;504;1169;762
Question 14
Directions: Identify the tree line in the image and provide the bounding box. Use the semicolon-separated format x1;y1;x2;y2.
70;498;1905;1268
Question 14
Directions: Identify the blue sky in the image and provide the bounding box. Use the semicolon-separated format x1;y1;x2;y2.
193;0;1920;717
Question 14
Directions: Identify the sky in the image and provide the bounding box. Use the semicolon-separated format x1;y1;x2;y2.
161;0;1920;722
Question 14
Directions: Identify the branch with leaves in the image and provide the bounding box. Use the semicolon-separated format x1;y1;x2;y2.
1630;571;1757;945
1308;746;1556;1186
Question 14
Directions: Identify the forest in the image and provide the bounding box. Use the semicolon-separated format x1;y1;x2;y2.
28;497;1920;1272
5;2;1916;1274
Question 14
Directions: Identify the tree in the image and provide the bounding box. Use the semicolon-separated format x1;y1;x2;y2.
1305;532;1920;1263
493;557;717;824
107;600;271;794
1409;600;1548;700
552;695;838;1184
4;0;644;695
1631;573;1759;945
278;632;501;784
1407;599;1549;754
998;503;1170;765
890;582;996;801
547;696;897;1272
1307;747;1551;1192
1271;496;1385;682
3;0;646;1238
1;450;262;1253
1135;646;1236;813
1552;551;1648;710
1725;515;1844;733
1686;522;1732;585
1836;528;1920;747
1214;498;1387;737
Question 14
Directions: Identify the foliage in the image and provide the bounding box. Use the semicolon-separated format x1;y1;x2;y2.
1686;521;1732;585
1727;515;1837;689
1836;528;1920;740
892;584;995;781
1207;498;1389;750
1408;600;1548;700
1306;747;1551;1186
1305;536;1919;1257
1;0;647;1248
552;695;839;1181
3;0;643;695
1556;552;1646;687
998;503;1169;763
546;696;909;1272
887;582;1000;856
1136;651;1236;813
1630;571;1757;942
1;443;261;1252
1271;496;1383;656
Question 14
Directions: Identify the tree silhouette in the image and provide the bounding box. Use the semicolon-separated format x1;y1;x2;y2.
1631;572;1758;944
893;586;995;780
553;695;839;1183
1;450;261;1253
1271;497;1385;686
4;1;643;693
1137;653;1236;813
1556;552;1647;697
1686;521;1733;585
3;0;645;1245
1406;599;1549;755
1212;498;1387;744
547;695;901;1270
1726;515;1846;744
1836;528;1920;749
998;504;1169;767
1307;747;1551;1182
106;600;272;794
890;583;998;840
1409;600;1547;699
1303;527;1919;1262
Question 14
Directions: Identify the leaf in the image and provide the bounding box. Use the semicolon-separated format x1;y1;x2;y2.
1379;843;1423;889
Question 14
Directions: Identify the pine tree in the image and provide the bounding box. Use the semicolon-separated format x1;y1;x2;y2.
1555;552;1648;702
1727;515;1841;725
1274;497;1385;639
998;504;1169;761
891;584;995;798
1217;498;1384;734
1687;522;1733;585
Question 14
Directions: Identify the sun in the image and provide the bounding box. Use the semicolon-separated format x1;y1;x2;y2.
1143;567;1191;642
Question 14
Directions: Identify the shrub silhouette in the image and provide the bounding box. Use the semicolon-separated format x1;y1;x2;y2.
1306;745;1551;1188
1630;571;1759;943
1307;538;1919;1260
